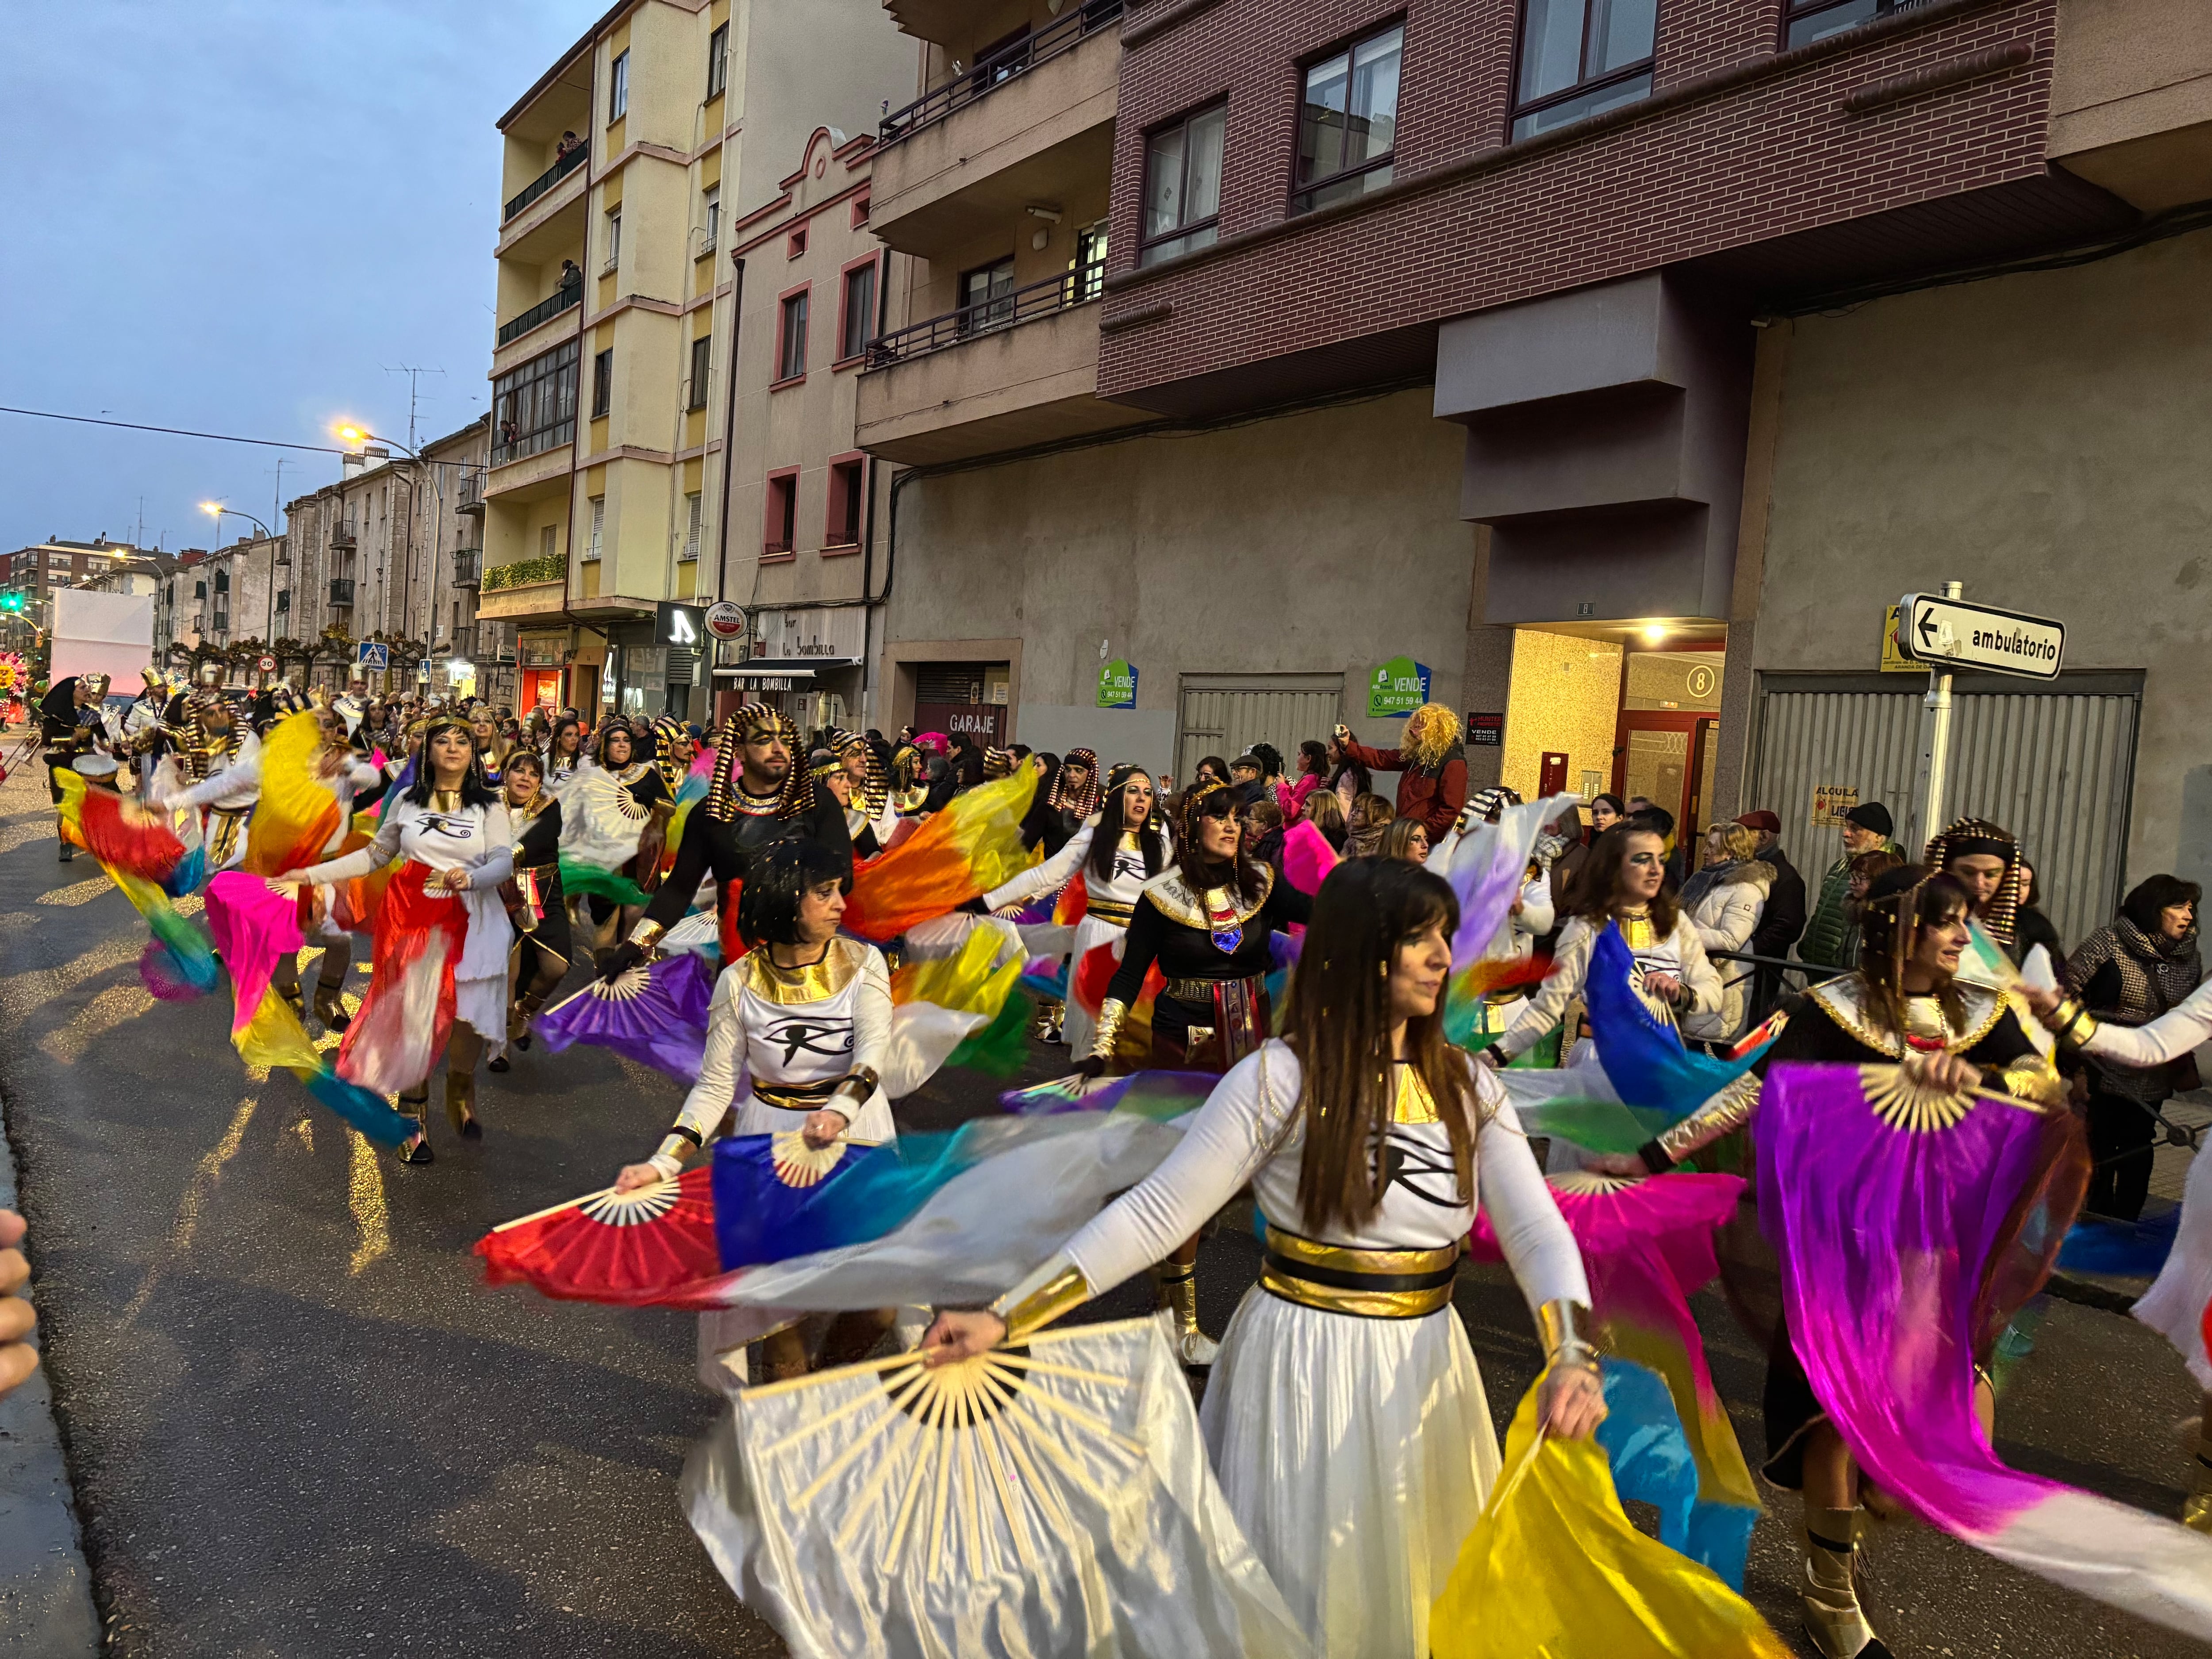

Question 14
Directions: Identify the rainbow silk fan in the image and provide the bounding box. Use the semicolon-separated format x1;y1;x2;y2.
681;1317;1310;1659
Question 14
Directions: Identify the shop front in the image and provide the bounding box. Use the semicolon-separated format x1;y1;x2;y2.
911;661;1010;747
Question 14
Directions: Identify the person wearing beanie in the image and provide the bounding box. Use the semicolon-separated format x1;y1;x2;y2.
1799;801;1903;970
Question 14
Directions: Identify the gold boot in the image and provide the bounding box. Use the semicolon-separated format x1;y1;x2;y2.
1802;1506;1891;1659
1153;1262;1219;1368
395;1088;433;1165
508;990;547;1048
312;979;352;1033
2183;1429;2212;1532
445;1069;481;1139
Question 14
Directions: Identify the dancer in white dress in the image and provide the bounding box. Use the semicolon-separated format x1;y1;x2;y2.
614;837;897;1381
981;762;1171;1059
924;856;1601;1658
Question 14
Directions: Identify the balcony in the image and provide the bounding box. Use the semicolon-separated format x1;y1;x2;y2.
871;2;1120;255
857;263;1149;464
457;471;486;516
503;143;587;223
328;578;356;607
452;550;481;588
330;524;357;550
497;280;582;348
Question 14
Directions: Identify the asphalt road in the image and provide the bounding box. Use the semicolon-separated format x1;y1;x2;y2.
0;763;2204;1657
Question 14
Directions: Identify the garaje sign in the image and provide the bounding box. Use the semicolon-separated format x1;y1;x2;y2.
1896;594;2064;681
1367;655;1431;718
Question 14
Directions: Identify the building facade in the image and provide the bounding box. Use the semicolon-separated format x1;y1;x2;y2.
862;0;2212;948
2;538;149;660
480;0;913;722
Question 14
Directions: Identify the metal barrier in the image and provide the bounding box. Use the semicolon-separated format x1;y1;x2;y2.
877;1;1122;150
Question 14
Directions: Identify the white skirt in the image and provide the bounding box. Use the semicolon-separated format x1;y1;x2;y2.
1198;1284;1502;1659
2134;1145;2212;1389
1063;912;1127;1060
457;972;507;1057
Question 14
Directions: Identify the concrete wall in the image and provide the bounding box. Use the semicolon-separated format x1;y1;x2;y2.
1753;224;2212;896
879;386;1474;749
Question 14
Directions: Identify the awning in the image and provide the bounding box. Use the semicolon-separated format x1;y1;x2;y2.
712;666;816;685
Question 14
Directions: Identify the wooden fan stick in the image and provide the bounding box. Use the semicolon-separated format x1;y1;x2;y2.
490;1183;625;1232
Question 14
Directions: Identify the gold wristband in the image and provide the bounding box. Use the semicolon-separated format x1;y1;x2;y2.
1538;1299;1601;1373
627;918;667;951
1089;998;1129;1060
989;1263;1091;1344
2048;996;2099;1050
655;1133;695;1165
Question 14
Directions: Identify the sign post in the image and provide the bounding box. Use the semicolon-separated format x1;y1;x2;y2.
1893;584;2065;848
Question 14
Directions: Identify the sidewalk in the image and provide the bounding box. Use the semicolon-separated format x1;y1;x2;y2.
0;1094;99;1658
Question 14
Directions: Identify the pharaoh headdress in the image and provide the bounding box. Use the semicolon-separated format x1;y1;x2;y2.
651;714;690;794
702;702;813;823
1923;817;2022;945
1047;746;1102;818
828;726;889;819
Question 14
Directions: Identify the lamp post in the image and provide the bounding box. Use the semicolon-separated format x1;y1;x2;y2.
338;426;429;661
201;502;279;659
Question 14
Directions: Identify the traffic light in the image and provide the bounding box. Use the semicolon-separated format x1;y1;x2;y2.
0;592;23;613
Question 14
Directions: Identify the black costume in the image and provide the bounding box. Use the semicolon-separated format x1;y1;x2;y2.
509;790;571;1006
1093;864;1311;1069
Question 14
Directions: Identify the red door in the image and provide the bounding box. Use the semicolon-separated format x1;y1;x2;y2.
1539;752;1569;796
1611;714;1722;843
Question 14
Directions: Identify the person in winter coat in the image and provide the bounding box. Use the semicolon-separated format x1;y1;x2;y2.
1797;801;1904;969
1737;808;1806;1017
1276;740;1328;822
1333;704;1467;841
1678;821;1774;1042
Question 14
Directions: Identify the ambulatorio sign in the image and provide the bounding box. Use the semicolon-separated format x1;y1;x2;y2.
1896;594;2064;681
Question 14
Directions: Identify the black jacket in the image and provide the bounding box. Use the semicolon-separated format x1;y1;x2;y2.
1751;844;1807;960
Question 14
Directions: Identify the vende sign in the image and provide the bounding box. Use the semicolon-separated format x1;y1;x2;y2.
1896;593;2064;682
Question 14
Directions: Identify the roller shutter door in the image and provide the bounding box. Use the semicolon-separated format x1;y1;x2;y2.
1176;674;1344;787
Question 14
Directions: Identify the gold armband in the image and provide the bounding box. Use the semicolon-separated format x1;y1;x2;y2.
830;1067;879;1114
1993;1052;2067;1112
1655;1072;1761;1165
1089;998;1129;1060
1538;1299;1601;1373
988;1261;1092;1344
2046;996;2099;1051
626;918;667;951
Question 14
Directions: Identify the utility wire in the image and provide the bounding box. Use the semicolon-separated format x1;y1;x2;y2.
0;405;353;454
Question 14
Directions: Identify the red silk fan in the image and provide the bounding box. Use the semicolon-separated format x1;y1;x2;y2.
476;1169;721;1305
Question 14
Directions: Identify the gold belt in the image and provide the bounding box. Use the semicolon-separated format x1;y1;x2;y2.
1259;1226;1460;1319
1163;975;1255;1004
751;1079;839;1113
1087;898;1135;925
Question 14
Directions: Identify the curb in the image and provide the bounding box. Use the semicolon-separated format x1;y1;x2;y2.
0;1091;99;1658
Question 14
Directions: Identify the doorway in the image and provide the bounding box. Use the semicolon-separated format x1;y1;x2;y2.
1612;647;1725;840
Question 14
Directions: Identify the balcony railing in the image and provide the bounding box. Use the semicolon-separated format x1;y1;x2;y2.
456;471;485;514
503;143;587;223
330;524;357;549
866;255;1106;368
879;0;1122;149
329;578;356;607
497;280;582;348
452;550;482;588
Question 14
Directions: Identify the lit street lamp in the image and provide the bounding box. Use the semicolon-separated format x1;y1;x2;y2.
201;502;280;660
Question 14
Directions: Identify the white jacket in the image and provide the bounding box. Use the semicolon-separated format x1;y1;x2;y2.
1683;860;1773;1040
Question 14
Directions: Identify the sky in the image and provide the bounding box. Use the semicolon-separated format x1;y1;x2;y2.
1;0;608;555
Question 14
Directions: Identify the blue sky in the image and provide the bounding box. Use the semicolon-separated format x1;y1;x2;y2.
1;0;606;554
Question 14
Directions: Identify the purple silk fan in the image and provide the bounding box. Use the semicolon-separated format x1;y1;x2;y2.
534;950;716;1084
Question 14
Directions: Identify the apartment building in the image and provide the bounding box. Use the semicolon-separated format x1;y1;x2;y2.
0;538;148;655
480;0;912;722
865;0;2212;947
280;416;490;695
151;552;210;660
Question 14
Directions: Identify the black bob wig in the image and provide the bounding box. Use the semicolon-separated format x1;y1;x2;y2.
736;837;853;947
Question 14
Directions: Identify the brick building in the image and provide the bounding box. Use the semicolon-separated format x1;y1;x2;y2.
854;0;2212;948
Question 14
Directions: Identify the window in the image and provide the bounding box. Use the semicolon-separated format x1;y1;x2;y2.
959;257;1016;332
839;260;877;361
1140;104;1225;265
701;184;719;250
195;580;207;599
1512;0;1657;140
777;289;809;381
851;192;870;228
591;347;614;418
608;50;628;122
214;570;230;593
1070;220;1109;302
688;334;712;408
586;497;606;561
604;207;622;273
682;492;703;561
826;457;864;549
1782;0;1904;46
451;601;461;641
1294;26;1402;215
276;590;290;614
706;22;728;96
540;525;558;561
788;226;808;259
764;471;798;555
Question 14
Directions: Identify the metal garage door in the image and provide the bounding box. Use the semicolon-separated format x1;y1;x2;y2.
1177;674;1344;788
1750;672;2140;950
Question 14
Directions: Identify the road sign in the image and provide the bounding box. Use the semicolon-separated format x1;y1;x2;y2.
703;600;746;641
356;642;389;672
657;601;705;647
1896;592;2063;681
1879;605;1919;673
256;654;276;673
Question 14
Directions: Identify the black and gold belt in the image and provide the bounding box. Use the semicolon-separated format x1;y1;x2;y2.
750;1077;840;1113
1088;897;1135;925
1260;1226;1461;1319
1163;975;1234;1003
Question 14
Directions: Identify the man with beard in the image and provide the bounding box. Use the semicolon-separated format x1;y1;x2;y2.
1332;703;1467;841
602;702;850;975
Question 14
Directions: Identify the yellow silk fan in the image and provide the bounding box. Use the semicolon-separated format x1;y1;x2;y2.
681;1317;1309;1659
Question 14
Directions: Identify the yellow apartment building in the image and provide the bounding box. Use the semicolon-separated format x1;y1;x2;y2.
478;0;912;722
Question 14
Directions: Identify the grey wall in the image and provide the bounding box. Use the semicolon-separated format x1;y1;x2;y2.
1755;226;2212;901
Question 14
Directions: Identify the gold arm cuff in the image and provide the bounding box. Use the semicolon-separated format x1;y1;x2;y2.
1996;1053;2068;1111
2049;997;2099;1051
990;1264;1092;1344
1539;1298;1601;1372
655;1133;695;1165
1655;1072;1761;1164
1089;998;1129;1060
627;919;667;951
830;1067;879;1113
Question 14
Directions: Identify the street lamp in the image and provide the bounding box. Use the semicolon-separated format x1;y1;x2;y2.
335;424;435;661
202;502;279;667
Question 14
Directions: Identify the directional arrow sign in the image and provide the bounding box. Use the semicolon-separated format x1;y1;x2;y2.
1896;593;2064;681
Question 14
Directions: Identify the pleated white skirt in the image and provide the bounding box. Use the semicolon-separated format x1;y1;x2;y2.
2135;1145;2212;1389
1062;913;1127;1061
1198;1284;1502;1659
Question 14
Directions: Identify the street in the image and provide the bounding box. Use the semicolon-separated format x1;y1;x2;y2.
0;764;2198;1658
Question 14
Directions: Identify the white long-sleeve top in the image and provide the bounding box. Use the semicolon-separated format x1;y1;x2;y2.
1054;1040;1587;1317
300;794;515;982
1510;872;1555;957
1497;911;1721;1060
320;757;384;856
2079;977;2212;1067
984;815;1168;915
155;732;264;814
673;937;896;1143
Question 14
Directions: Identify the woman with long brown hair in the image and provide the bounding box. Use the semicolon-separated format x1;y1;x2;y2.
1484;821;1722;1071
924;857;1598;1657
